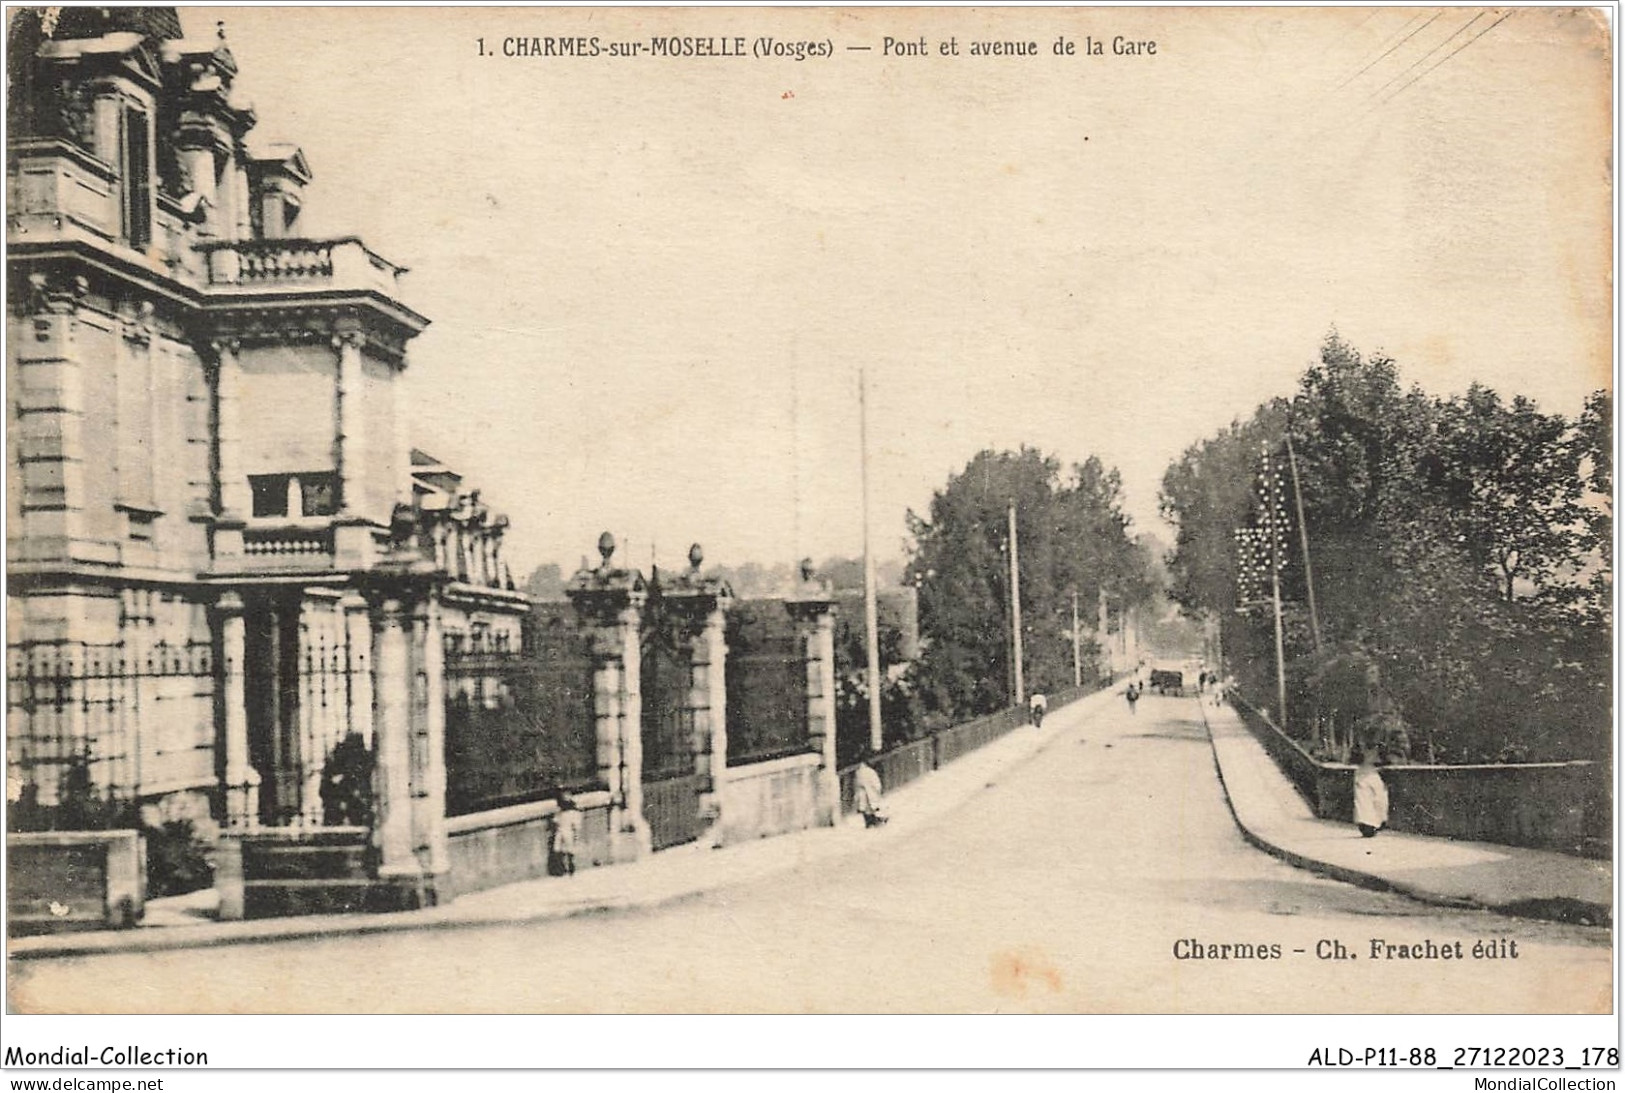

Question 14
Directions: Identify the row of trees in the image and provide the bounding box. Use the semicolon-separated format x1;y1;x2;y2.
1160;334;1610;764
522;449;1160;762
904;448;1158;725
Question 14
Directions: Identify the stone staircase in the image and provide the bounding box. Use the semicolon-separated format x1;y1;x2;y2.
238;827;429;918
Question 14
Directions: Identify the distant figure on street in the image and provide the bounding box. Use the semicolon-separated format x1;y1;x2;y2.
1125;682;1140;716
551;794;582;875
1028;691;1048;728
1352;749;1390;838
854;753;888;828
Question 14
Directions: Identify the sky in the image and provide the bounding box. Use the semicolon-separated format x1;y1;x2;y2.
193;6;1613;576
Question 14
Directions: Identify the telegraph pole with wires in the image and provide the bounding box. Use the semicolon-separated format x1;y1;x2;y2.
1234;444;1291;729
1007;499;1025;707
1071;586;1082;689
858;364;884;755
1283;433;1323;652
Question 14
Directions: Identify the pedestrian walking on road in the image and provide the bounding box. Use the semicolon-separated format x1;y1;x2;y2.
1125;682;1140;716
550;794;582;875
1029;691;1048;728
854;753;888;828
1352;749;1389;839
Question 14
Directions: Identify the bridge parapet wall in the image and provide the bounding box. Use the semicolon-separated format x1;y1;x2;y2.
1229;695;1608;859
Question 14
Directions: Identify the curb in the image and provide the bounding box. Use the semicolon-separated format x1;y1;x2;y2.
1197;699;1612;929
7;882;720;962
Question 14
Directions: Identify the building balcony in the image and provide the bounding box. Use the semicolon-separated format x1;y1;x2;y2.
9;141;414;310
7;138;206;283
213;516;394;578
197;236;408;299
8;138;120;244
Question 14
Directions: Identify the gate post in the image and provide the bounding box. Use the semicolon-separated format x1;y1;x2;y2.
568;533;650;862
212;590;259;921
212;590;261;830
410;590;450;879
368;592;420;883
665;544;733;840
362;568;448;909
788;562;838;826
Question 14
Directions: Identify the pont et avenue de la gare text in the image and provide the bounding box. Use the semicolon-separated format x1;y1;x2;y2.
477;33;1161;61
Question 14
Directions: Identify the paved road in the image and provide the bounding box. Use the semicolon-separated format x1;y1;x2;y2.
9;694;1610;1013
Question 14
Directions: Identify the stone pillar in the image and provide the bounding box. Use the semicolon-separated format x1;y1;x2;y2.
212;836;245;922
665;552;732;838
296;601;325;828
409;592;449;879
334;328;367;519
789;583;839;826
175;114;228;237
18;272;91;555
211;338;250;521
369;594;418;881
180;146;218;226
232;149;253;240
391;380;411;508
567;534;649;862
214;591;260;829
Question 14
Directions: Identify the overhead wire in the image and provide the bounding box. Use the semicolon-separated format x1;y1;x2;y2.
1335;9;1442;91
1366;12;1487;103
1376;9;1516;107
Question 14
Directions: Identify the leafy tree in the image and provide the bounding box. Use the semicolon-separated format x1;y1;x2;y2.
1160;331;1608;764
1412;385;1583;603
522;563;566;601
907;447;1154;721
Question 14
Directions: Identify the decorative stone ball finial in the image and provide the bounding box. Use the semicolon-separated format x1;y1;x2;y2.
799;557;816;583
688;543;704;572
597;531;616;569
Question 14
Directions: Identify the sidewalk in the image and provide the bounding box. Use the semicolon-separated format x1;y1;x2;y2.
1201;697;1614;928
9;687;1119;960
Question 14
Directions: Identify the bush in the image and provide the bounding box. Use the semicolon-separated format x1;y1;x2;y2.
143;819;214;898
5;754;135;832
321;733;375;827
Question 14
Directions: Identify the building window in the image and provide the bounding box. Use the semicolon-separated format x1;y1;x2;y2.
122;103;152;251
249;473;337;519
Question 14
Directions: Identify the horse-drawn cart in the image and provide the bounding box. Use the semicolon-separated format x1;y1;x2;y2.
1149;668;1186;697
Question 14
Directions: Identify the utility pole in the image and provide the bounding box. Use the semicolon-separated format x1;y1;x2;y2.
1097;586;1110;682
1007;499;1024;706
859;365;884;754
1070;587;1082;689
1261;447;1289;729
1283;433;1323;653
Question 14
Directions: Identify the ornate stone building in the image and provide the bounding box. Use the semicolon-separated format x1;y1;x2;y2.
8;9;844;924
5;8;525;911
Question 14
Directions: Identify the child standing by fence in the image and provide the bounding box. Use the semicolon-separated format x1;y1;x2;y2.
550;794;582;875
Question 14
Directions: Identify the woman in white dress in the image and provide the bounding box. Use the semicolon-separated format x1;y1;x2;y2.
1352;749;1389;838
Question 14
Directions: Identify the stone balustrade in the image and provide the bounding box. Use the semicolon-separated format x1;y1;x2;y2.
199;236;406;296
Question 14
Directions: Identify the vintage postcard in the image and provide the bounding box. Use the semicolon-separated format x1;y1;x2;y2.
2;2;1615;1075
